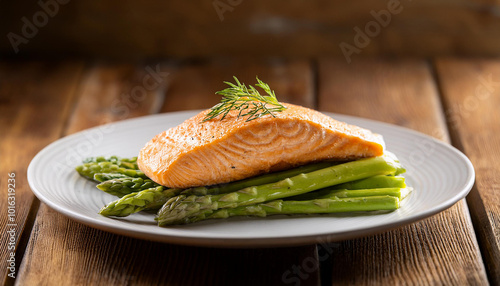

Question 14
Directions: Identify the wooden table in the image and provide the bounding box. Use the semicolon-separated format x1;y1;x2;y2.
1;58;498;285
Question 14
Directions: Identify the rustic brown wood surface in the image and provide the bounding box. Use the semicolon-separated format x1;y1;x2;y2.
318;59;488;285
0;58;497;285
0;61;84;285
435;58;500;284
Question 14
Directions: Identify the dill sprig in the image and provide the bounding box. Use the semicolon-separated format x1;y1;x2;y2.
203;76;287;122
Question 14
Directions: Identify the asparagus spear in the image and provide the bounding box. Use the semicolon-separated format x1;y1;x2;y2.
181;161;337;196
289;187;403;201
385;151;406;175
99;186;181;217
75;162;147;181
180;196;400;224
97;162;338;217
287;175;406;200
96;177;160;197
157;155;401;226
161;187;405;224
98;176;404;218
93;173;131;183
331;175;405;190
83;155;122;164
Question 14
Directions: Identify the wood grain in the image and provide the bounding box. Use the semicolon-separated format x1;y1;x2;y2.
15;60;320;286
2;0;500;59
17;208;320;286
318;59;488;285
435;58;500;284
65;62;174;134
0;61;84;284
161;59;314;112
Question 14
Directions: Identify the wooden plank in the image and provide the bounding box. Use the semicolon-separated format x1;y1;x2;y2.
18;211;321;286
435;58;500;284
318;59;488;285
0;61;84;284
16;60;320;286
65;62;172;134
162;59;314;111
2;0;500;58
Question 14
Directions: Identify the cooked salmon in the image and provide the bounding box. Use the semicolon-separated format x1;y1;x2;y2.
137;103;385;188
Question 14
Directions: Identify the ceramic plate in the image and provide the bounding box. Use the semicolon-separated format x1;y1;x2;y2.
28;111;475;247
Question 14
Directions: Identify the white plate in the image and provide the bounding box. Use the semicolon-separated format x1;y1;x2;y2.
28;111;474;247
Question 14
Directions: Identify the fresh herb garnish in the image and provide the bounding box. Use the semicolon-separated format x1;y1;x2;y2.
203;76;287;122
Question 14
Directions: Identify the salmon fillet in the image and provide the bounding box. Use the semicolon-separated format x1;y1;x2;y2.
137;103;384;188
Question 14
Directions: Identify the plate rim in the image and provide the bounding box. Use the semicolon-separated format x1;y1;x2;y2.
27;110;475;248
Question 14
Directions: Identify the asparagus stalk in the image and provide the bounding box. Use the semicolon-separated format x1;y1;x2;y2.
181;196;400;224
98;180;405;218
385;151;406;175
181;161;337;196
97;162;338;217
96;177;160;197
75;162;147;181
289;187;403;201
287;175;406;200
157;155;401;226
93;173;131;183
99;186;182;217
331;175;405;190
118;161;139;170
83;155;122;164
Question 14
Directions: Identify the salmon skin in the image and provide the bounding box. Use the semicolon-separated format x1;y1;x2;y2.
137;103;385;188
